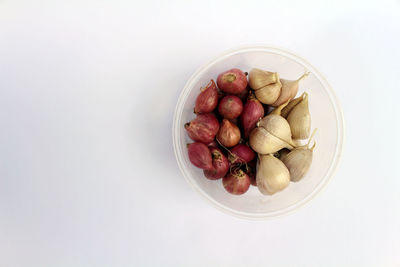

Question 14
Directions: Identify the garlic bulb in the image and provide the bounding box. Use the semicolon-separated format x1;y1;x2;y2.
258;115;293;146
281;148;313;182
281;129;316;182
287;92;310;139
256;154;290;195
271;72;309;107
249;126;293;154
254;78;281;104
249;111;296;154
249;68;279;90
281;93;305;118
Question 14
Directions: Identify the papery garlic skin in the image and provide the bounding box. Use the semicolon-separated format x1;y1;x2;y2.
281;93;305;118
249;68;278;90
287;93;311;140
258;114;293;145
249;127;293;154
249;112;296;154
254;78;282;104
281;148;313;182
271;72;309;107
256;154;290;195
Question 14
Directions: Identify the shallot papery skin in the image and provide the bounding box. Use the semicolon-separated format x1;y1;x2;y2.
228;144;255;164
187;142;213;170
194;80;219;114
222;170;251;195
240;93;264;138
204;147;229;180
185;113;219;144
218;95;243;119
216;119;241;147
217;68;248;95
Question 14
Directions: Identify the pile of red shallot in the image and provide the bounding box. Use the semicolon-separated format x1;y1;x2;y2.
185;68;315;196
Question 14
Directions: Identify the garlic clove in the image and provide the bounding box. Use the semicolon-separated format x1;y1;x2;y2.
287;93;311;139
281;92;306;118
281;147;313;182
271;72;309;107
256;154;290;195
249;68;279;90
282;129;316;182
249;127;293;154
249;109;298;154
254;77;282;104
258;114;294;147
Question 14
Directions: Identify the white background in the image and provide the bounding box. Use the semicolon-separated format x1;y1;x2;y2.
1;0;400;266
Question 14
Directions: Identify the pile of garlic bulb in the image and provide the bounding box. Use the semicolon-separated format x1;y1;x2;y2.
248;68;316;195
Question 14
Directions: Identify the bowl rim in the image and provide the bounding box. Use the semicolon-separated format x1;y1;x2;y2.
172;45;345;220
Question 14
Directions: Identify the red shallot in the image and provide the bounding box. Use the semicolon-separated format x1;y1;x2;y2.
228;144;255;164
185;113;219;144
216;119;241;148
222;169;251;195
240;92;264;138
217;68;248;95
204;147;229;180
218;95;243;119
187;142;213;170
194;80;218;113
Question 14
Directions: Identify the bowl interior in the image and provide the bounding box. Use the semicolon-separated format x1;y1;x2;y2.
173;46;343;219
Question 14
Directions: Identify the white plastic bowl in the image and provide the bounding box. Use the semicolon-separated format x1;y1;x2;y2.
172;46;344;219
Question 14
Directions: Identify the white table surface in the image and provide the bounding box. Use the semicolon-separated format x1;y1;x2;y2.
1;0;400;266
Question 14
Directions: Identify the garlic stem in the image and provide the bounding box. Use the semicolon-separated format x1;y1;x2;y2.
298;71;310;82
270;100;290;115
306;128;318;149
